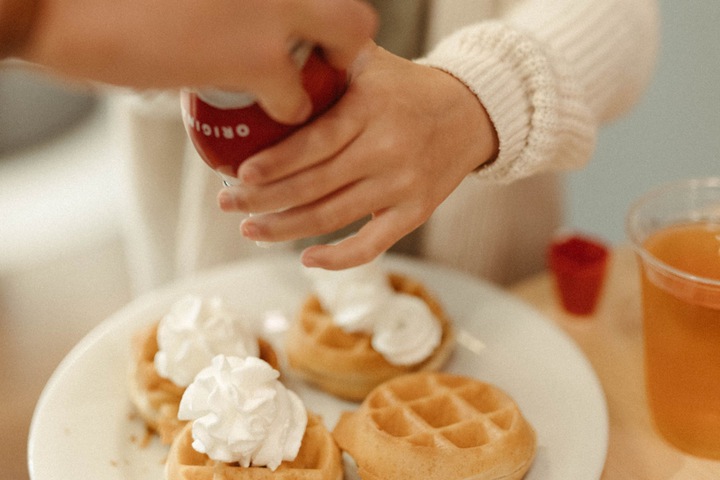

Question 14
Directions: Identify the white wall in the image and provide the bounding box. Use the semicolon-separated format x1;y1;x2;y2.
566;1;720;244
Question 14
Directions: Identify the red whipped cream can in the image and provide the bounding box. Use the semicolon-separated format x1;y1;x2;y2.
181;43;347;185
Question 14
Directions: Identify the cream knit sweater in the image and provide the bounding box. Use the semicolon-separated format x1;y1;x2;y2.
420;0;659;183
118;0;660;292
414;0;659;283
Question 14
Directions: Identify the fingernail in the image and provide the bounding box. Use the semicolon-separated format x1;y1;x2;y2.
301;251;319;268
240;219;259;239
217;189;234;210
272;97;312;125
238;164;260;184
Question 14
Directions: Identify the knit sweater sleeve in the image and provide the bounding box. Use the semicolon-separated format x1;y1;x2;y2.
416;0;660;183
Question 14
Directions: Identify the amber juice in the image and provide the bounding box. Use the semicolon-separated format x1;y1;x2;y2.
640;222;720;459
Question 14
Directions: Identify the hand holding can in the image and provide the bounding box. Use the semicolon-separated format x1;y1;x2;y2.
181;44;347;185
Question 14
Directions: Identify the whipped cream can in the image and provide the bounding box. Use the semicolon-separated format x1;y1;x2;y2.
180;43;347;185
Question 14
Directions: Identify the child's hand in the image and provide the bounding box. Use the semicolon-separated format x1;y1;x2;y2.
217;44;498;270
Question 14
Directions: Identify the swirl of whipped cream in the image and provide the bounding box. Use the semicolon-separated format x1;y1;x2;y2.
305;259;395;333
371;294;442;365
178;355;307;469
304;256;442;365
154;295;259;387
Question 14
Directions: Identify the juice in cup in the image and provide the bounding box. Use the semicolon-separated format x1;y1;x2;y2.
628;177;720;459
639;222;720;458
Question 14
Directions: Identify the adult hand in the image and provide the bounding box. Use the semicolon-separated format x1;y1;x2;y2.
14;0;377;123
217;43;499;270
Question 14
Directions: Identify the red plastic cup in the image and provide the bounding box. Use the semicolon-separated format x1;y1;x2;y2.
548;234;609;316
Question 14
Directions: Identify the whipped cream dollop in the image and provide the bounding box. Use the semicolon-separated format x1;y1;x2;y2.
154;296;260;387
304;257;441;365
178;355;307;469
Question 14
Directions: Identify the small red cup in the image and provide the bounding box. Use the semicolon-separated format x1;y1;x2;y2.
548;234;609;316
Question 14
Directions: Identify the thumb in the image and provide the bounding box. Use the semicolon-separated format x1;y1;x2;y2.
253;63;312;125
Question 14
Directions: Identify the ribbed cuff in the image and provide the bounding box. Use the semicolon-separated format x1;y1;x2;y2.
417;21;596;183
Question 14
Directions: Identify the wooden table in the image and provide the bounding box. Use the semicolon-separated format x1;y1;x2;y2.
511;246;720;479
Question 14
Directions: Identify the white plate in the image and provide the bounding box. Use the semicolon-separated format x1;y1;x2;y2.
28;253;608;479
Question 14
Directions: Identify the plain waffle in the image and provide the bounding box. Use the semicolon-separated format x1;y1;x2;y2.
333;372;536;480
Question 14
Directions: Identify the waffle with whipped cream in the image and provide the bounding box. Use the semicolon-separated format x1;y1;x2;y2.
285;272;455;401
128;298;278;444
165;355;342;480
165;413;342;480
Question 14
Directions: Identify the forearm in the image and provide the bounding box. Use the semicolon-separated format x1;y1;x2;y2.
0;0;41;58
418;0;660;182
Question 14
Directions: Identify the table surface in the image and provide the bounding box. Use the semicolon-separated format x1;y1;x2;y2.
510;245;720;479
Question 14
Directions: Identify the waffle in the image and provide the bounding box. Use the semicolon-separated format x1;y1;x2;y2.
285;273;455;401
128;321;278;444
333;372;537;480
165;413;343;480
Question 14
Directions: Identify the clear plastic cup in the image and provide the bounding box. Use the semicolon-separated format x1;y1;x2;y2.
626;177;720;459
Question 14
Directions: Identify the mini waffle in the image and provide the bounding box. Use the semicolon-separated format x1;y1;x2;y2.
285;273;455;401
165;413;343;480
333;372;536;480
128;321;278;444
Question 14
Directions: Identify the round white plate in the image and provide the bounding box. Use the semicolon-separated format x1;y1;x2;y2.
28;254;608;479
